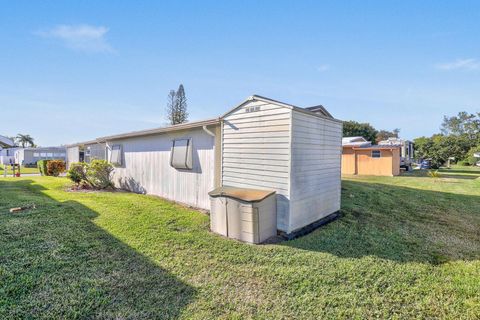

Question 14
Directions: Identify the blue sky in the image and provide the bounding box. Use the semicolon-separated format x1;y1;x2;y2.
1;1;479;146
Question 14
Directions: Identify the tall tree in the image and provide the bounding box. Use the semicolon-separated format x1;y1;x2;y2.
174;84;188;124
441;111;480;138
342;121;377;143
16;134;34;147
166;84;188;125
166;90;177;125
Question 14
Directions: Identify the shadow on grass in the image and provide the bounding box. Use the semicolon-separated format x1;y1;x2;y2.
0;179;195;319
284;180;480;265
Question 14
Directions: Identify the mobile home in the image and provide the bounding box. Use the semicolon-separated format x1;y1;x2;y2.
15;147;66;165
69;95;343;236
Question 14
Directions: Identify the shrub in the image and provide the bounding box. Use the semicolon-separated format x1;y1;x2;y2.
456;160;471;166
465;146;480;166
67;162;87;185
427;170;440;178
86;160;114;189
37;160;50;176
46;160;66;177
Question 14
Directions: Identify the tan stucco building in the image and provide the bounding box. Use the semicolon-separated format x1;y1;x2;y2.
342;137;401;176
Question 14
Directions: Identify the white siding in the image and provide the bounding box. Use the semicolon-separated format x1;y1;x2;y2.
107;127;216;210
222;100;292;231
289;110;342;232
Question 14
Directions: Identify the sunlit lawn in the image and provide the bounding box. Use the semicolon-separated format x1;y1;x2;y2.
0;164;39;175
0;166;479;318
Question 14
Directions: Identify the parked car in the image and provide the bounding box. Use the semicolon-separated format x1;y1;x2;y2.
420;160;431;169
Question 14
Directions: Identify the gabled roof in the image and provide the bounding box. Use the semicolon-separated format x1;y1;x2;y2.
305;105;333;118
0;135;14;148
221;95;341;122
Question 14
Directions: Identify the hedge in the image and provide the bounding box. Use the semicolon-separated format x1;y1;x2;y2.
37;160;49;176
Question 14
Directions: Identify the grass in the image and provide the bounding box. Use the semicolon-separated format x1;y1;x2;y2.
0;167;479;318
0;164;39;175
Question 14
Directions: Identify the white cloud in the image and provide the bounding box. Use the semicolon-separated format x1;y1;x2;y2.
316;64;330;72
435;58;480;71
35;24;114;53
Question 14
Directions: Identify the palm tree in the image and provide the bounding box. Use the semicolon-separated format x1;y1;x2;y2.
16;134;35;148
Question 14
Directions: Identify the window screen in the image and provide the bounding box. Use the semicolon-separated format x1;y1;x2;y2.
372;150;381;158
170;139;192;169
110;145;123;166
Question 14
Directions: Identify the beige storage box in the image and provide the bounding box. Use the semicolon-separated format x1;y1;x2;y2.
208;186;277;244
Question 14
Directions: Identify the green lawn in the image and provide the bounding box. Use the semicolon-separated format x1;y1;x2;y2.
0;168;479;319
0;164;39;175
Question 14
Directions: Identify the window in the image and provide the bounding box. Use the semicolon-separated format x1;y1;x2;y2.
110;145;123;166
46;153;53;157
33;152;40;157
40;152;47;157
372;150;381;158
170;139;192;169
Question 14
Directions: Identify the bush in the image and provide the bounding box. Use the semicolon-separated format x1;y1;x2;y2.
67;162;88;185
46;160;66;177
465;146;480;166
37;160;49;176
427;170;440;178
86;160;114;189
456;160;471;166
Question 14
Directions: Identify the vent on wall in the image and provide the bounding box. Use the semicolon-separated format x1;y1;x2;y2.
170;138;193;170
245;106;260;113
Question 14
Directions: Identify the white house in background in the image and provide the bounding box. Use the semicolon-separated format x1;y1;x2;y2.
14;147;66;165
66;95;343;236
0;135;16;165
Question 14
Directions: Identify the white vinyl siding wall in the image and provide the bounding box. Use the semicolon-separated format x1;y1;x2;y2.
107;127;216;210
222;100;292;231
289;111;342;232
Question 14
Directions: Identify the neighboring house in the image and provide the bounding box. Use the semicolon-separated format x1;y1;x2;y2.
15;147;66;165
342;136;401;176
0;135;14;148
67;95;343;237
0;135;16;165
378;137;414;170
66;140;107;168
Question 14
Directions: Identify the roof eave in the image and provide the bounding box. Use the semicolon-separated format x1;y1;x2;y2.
98;118;221;141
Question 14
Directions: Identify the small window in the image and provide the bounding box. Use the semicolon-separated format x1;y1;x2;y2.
47;153;53;157
372;150;381;158
110;145;123;166
33;152;40;157
170;139;192;169
40;152;47;157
